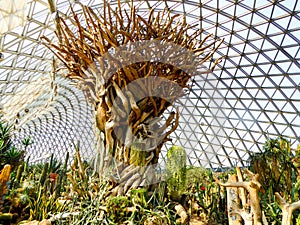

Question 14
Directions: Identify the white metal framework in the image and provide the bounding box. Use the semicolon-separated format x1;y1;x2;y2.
0;0;299;168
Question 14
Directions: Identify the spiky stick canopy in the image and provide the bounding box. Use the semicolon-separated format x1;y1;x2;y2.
41;0;222;162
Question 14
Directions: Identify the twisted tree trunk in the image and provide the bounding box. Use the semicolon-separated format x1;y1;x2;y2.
42;0;222;196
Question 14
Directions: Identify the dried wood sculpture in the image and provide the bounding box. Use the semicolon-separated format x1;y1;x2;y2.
215;167;267;225
226;174;243;225
275;192;300;225
41;0;222;195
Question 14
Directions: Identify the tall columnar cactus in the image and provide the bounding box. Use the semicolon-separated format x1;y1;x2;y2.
166;145;187;201
0;164;11;205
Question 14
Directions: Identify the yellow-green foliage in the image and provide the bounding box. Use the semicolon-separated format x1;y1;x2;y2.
130;188;148;208
130;142;146;166
106;196;130;223
186;166;212;192
166;145;187;201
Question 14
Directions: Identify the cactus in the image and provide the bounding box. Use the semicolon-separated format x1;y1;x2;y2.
54;152;69;199
15;163;24;184
0;164;11;208
166;146;187;202
39;162;49;187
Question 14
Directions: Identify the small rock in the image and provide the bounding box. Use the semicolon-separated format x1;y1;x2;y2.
19;221;39;225
39;219;51;225
18;220;51;225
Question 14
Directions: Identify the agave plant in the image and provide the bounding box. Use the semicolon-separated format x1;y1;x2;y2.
0;120;12;154
0;120;26;170
3;147;25;170
21;137;32;151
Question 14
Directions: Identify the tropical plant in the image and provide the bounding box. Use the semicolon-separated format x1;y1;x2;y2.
27;185;66;221
0;120;12;151
3;147;24;170
21;137;32;150
249;137;300;224
250;137;296;198
106;196;131;223
53;191;107;225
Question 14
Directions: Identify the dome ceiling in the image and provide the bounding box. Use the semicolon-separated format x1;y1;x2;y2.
0;0;299;168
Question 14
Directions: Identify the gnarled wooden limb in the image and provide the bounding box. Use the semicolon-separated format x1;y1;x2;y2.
275;192;300;225
226;174;243;225
215;168;264;225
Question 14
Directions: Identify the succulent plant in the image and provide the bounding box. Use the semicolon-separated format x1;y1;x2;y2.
166;145;187;202
106;196;131;223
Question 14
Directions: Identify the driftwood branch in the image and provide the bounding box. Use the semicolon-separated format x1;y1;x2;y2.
215;168;264;225
225;174;243;225
275;192;300;225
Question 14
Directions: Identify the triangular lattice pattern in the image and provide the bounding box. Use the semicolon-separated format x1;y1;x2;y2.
0;0;27;34
0;0;299;168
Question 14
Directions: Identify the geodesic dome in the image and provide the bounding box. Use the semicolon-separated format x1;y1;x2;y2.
0;0;299;168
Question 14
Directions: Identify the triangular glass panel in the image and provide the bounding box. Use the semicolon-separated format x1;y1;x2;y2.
240;89;252;99
275;16;291;31
284;46;299;58
255;0;270;9
283;114;298;125
252;13;267;26
255;97;269;108
255;22;269;34
240;57;254;69
264;49;278;61
250;38;264;49
287;62;300;73
234;19;248;31
239;65;251;76
259;39;273;50
290;91;300;101
251;67;263;76
269;65;282;75
241;0;256;9
269;74;282;85
239;12;253;26
257;53;271;64
262;76;276;87
272;5;289;18
244;42;258;55
258;4;273;18
280;76;295;87
282;34;297;47
289;16;300;30
249;121;262;132
266;124;277;135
